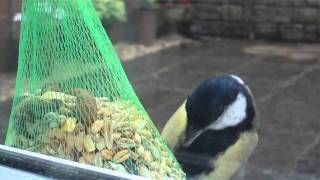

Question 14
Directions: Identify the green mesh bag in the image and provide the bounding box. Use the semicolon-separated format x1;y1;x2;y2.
5;0;185;179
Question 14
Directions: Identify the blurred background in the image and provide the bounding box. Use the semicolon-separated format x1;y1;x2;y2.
0;0;320;179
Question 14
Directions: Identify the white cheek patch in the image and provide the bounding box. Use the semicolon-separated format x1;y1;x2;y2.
231;75;245;85
208;93;247;130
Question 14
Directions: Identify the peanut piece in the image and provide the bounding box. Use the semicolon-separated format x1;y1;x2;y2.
84;135;95;152
101;149;113;161
113;149;130;163
133;133;141;144
95;137;106;151
144;150;152;164
74;132;85;151
62;118;77;133
91;120;103;134
136;146;145;157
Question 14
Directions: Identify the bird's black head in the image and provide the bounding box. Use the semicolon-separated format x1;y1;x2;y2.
184;75;255;146
175;75;256;176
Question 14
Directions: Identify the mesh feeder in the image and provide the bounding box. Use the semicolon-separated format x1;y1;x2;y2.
5;0;185;179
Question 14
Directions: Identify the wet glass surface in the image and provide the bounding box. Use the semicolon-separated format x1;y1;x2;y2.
0;1;320;179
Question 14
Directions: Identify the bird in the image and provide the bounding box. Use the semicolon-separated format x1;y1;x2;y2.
161;74;259;180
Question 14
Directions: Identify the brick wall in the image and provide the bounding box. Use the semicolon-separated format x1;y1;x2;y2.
191;0;320;41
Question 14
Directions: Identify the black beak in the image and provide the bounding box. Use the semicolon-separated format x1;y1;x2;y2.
183;126;204;148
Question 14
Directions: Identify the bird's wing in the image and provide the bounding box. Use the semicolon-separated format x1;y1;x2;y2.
203;131;258;180
161;100;187;151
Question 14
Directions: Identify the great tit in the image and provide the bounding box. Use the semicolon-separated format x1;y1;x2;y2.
161;75;259;180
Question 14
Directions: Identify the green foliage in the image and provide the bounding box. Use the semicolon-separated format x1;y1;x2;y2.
93;0;127;23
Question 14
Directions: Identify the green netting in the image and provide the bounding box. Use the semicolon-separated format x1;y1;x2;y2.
5;0;185;179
